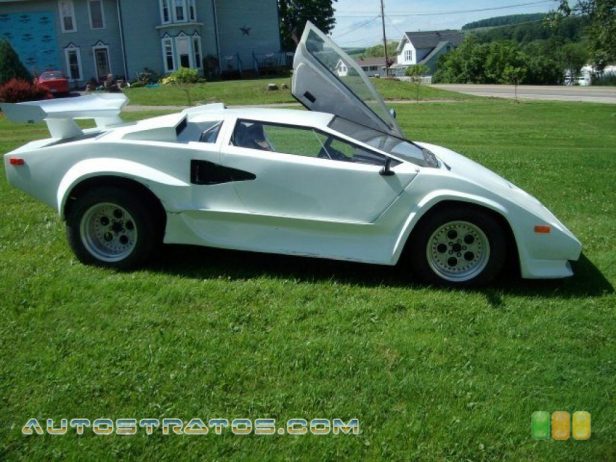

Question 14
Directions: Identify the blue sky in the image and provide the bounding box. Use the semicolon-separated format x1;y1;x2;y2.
331;0;561;46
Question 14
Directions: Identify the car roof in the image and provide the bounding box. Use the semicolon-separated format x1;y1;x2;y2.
189;106;335;129
101;106;336;142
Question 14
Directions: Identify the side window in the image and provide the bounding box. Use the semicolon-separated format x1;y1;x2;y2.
262;124;325;157
232;120;324;157
231;120;386;166
198;121;222;143
322;136;387;166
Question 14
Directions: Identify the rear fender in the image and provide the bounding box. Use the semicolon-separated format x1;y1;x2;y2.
57;158;188;216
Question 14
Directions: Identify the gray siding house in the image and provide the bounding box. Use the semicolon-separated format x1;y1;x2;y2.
0;0;281;85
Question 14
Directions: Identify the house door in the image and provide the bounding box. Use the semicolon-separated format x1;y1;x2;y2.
176;36;191;68
94;47;110;80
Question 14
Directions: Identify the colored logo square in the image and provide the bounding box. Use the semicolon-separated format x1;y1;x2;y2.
551;411;571;440
572;411;591;440
531;411;550;440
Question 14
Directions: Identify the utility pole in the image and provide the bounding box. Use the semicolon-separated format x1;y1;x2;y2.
380;0;389;77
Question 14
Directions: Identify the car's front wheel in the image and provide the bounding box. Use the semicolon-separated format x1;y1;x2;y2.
408;207;507;286
66;186;160;269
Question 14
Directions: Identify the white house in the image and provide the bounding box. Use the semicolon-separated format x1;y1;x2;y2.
335;57;388;78
391;30;463;76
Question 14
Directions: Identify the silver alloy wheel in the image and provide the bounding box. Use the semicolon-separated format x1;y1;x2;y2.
80;202;138;262
426;220;490;282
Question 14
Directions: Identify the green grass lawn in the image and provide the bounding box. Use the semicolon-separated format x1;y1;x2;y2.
1;96;615;460
123;77;472;107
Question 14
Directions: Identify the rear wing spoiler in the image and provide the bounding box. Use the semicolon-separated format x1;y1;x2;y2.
0;93;127;139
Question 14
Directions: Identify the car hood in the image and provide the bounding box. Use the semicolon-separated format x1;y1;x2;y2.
417;142;515;193
417;142;580;240
292;21;403;138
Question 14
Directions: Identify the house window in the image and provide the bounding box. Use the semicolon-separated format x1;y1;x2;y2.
64;44;82;80
174;0;186;22
404;50;412;62
89;0;105;29
175;34;190;67
58;0;76;32
192;34;202;68
160;0;171;23
162;37;175;72
188;0;196;21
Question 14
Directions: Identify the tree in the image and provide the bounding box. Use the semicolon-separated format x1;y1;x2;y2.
559;42;589;78
0;40;32;85
405;64;429;102
503;65;527;101
278;0;337;51
362;41;399;59
557;0;616;69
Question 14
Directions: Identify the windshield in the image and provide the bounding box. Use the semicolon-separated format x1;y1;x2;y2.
304;27;400;136
329;117;439;168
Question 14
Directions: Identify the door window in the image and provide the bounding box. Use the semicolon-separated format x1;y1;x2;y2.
231;120;387;166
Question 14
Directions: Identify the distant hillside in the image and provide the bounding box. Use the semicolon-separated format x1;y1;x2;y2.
473;15;588;45
462;13;546;31
342;47;367;57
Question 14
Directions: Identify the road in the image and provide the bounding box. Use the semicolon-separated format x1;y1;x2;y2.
432;84;616;104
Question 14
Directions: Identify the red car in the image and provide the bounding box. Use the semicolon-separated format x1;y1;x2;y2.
36;71;70;95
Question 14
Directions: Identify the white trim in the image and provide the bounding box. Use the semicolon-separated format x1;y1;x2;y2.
58;0;77;33
162;36;175;72
92;43;112;81
160;0;171;24
172;0;187;23
175;32;191;68
188;0;196;21
88;0;105;30
63;44;82;81
192;33;202;69
155;21;203;30
159;0;198;25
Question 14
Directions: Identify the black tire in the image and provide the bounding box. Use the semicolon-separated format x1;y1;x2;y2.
407;207;507;287
66;186;161;269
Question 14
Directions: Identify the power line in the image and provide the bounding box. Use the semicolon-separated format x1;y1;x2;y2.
334;16;381;39
336;0;558;18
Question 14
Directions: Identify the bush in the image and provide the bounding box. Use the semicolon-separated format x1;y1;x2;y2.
161;67;202;85
0;78;50;103
0;40;32;85
135;67;159;85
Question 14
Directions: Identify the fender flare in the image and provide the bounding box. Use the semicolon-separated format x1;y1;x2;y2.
391;189;513;264
57;158;188;216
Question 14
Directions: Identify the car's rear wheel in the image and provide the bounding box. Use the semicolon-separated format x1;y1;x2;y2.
408;207;507;286
66;186;160;269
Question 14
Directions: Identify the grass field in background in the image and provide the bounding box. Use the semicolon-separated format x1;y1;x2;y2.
123;77;473;106
1;93;615;460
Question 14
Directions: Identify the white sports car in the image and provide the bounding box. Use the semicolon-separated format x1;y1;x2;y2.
2;23;581;286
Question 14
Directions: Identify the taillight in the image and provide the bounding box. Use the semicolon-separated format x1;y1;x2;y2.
9;157;25;166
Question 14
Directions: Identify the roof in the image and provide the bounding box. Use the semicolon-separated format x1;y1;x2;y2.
354;57;387;68
418;41;452;66
398;30;464;52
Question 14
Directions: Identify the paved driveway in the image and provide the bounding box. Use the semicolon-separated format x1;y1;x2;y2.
432;84;616;104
